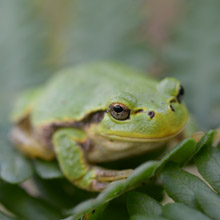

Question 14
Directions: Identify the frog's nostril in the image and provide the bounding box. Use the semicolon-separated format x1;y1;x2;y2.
148;111;155;119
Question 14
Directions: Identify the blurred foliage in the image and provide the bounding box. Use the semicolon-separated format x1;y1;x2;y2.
0;0;53;127
163;0;220;129
0;0;220;219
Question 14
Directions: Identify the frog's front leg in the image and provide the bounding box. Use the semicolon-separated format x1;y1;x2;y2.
52;128;132;192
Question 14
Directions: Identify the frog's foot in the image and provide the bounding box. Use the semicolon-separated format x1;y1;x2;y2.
85;167;133;191
10;125;54;160
74;167;133;192
93;167;133;182
53;128;133;192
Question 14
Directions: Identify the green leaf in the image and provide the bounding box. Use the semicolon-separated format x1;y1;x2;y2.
65;203;108;220
185;130;217;164
65;132;212;219
34;176;97;210
124;161;158;190
162;203;211;220
195;146;220;194
33;159;64;179
195;190;220;220
0;181;62;220
160;163;212;208
195;130;217;153
66;161;158;219
0;210;19;220
84;203;108;220
66;181;124;220
155;138;196;173
127;192;162;217
0;138;33;183
130;215;169;220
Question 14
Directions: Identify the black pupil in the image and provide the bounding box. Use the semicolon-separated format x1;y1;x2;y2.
179;85;184;96
114;105;123;113
177;85;184;103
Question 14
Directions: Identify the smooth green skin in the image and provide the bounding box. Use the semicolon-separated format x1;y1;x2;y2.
13;62;188;139
11;62;188;191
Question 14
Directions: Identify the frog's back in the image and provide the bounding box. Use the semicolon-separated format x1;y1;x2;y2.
31;62;158;127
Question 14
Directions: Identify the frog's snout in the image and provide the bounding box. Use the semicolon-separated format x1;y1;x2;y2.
135;109;156;119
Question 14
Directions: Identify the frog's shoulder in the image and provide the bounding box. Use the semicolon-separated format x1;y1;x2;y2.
11;87;43;123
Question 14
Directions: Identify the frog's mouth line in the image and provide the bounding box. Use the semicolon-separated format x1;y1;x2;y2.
99;126;184;143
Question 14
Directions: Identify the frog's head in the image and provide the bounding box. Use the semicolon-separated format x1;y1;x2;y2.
91;77;188;142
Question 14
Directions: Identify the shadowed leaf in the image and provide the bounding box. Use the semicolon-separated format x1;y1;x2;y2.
127;191;162;217
0;138;33;184
0;181;62;220
33;159;64;179
195;146;220;194
195;190;220;220
155;138;196;173
130;215;169;220
0;211;19;220
160;163;212;208
162;203;211;220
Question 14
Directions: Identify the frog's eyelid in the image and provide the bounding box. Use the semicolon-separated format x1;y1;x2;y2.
110;92;137;108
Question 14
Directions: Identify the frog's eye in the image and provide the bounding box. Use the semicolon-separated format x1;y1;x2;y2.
108;103;130;120
177;85;184;103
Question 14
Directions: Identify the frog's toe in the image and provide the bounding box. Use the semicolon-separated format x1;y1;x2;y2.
74;167;133;192
90;180;110;192
94;168;133;182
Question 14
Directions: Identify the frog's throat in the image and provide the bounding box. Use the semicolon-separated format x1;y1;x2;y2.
98;126;184;143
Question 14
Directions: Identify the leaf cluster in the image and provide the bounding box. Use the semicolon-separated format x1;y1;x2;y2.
0;129;219;220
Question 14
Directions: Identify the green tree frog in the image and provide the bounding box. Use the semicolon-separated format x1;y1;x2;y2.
10;62;188;192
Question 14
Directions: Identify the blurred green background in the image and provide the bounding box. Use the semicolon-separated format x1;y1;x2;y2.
0;0;220;219
1;0;220;131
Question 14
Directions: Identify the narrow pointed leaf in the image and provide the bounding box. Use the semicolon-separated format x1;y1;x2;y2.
124;161;158;190
84;203;108;220
155;138;196;173
184;130;217;164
